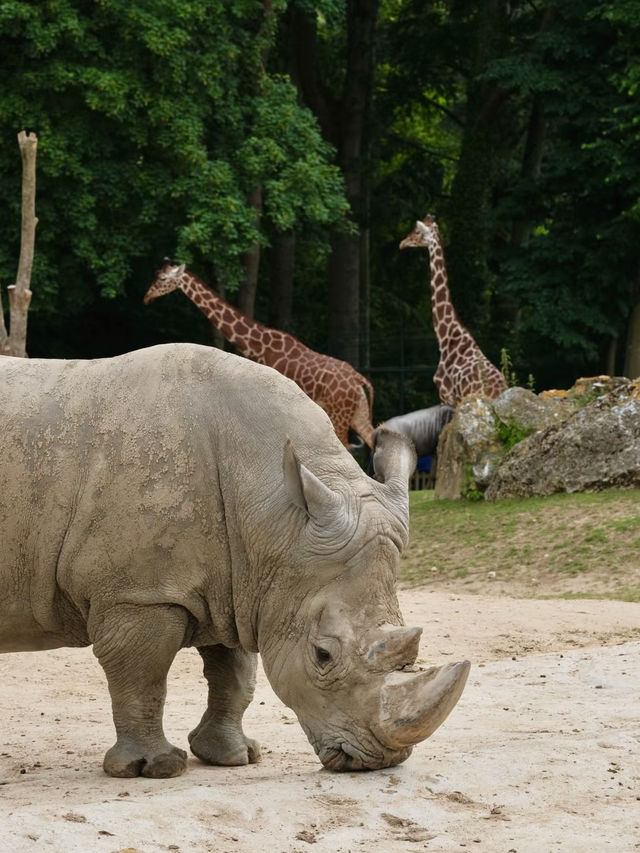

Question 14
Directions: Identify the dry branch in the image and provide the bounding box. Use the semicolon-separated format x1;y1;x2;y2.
1;130;38;357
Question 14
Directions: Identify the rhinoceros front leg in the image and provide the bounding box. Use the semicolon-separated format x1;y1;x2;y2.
188;645;260;766
90;604;189;778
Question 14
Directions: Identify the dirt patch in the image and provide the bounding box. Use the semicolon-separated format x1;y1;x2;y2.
1;590;639;852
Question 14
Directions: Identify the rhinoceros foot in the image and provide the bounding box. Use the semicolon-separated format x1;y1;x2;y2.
188;719;261;766
103;739;188;778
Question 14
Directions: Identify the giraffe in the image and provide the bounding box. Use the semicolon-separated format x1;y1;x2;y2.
399;215;507;406
144;261;375;449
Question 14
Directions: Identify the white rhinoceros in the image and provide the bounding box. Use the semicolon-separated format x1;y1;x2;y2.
0;343;469;778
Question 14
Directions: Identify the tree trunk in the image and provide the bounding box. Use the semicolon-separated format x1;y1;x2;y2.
1;130;37;357
624;305;640;379
237;186;263;318
606;336;618;377
623;271;640;378
328;0;378;365
360;225;371;370
288;0;379;366
269;230;295;331
237;2;275;321
511;94;547;248
0;294;10;354
328;232;361;365
447;0;511;328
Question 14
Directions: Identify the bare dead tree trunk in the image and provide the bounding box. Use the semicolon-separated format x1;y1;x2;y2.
0;131;38;358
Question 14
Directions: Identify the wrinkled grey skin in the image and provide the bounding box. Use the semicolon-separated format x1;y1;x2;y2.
378;405;455;458
0;344;469;778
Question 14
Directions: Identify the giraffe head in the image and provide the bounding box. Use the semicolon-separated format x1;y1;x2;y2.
143;260;186;305
398;215;441;251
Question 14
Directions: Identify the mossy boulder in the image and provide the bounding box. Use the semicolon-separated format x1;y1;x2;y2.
434;378;639;500
486;382;640;499
434;397;503;500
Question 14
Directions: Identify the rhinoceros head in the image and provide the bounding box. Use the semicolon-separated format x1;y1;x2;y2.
258;429;470;771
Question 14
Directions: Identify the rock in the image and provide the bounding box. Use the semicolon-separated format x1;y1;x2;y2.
566;375;631;402
435;386;577;499
485;390;640;499
434;377;640;500
434;397;503;499
491;386;572;432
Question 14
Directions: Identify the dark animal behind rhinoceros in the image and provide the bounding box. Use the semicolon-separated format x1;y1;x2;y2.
379;405;455;457
0;343;469;778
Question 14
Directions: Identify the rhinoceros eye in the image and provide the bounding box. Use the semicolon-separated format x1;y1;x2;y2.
314;645;332;667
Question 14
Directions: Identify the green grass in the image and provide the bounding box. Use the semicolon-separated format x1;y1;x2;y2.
539;589;640;602
400;487;640;600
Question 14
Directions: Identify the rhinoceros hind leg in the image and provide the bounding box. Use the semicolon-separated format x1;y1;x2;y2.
90;603;190;778
189;645;260;766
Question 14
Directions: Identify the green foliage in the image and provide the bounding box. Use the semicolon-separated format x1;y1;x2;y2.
499;347;518;387
374;0;640;395
0;0;349;355
461;465;485;502
491;2;640;385
494;417;534;452
2;0;640;404
568;388;600;410
241;75;349;232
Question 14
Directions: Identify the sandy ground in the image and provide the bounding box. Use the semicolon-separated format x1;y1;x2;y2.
1;589;639;853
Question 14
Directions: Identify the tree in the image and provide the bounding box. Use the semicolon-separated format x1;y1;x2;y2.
0;131;38;357
372;0;640;395
0;0;349;357
283;0;379;366
491;0;640;386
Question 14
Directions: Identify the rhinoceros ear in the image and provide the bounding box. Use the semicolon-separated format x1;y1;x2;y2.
283;437;307;511
283;438;346;524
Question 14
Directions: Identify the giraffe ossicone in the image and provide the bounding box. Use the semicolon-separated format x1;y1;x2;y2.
144;261;375;449
399;215;507;407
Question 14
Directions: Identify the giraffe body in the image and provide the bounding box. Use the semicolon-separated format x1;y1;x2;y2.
399;217;506;406
144;263;374;448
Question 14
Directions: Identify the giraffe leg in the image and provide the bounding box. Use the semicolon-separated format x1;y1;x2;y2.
323;401;350;447
188;645;260;766
350;388;374;448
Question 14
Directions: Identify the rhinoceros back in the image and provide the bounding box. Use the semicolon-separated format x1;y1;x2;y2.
0;344;346;651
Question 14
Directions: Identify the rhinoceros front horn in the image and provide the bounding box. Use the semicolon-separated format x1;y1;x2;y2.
377;660;470;750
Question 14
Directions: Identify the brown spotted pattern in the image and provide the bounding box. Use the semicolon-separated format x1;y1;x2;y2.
144;263;375;448
399;216;507;407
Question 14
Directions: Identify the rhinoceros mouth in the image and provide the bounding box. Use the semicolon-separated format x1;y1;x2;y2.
315;738;411;772
301;722;392;772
